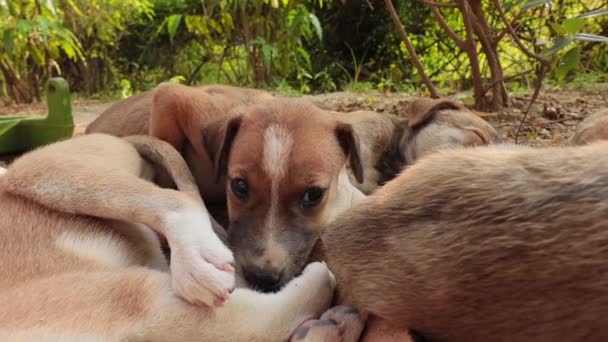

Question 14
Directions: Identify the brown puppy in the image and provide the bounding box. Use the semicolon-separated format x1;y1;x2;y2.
571;108;608;145
332;98;499;195
87;84;277;203
322;141;608;341
88;83;366;292
0;134;336;340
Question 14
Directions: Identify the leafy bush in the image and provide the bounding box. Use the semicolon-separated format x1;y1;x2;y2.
0;0;606;104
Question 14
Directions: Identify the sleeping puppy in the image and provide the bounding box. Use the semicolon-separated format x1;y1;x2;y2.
571;108;608;145
87;83;366;293
85;85;277;141
401;97;500;164
322;141;608;341
333;98;499;194
0;134;336;341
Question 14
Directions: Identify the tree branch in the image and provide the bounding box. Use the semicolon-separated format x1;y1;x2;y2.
422;1;467;49
385;0;439;98
419;0;458;8
492;0;550;65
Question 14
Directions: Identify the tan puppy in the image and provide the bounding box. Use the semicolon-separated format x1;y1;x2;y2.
0;134;336;341
330;110;407;195
87;83;366;292
571;108;608;145
402;97;500;163
332;98;499;194
322;141;608;341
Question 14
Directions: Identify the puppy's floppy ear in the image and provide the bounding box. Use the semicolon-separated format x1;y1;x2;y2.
201;115;242;183
335;123;364;184
407;98;464;129
150;82;194;150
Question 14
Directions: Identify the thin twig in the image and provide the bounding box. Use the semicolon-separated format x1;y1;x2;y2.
492;0;550;65
385;0;439;98
482;69;532;95
423;2;467;48
514;64;547;143
497;115;580;128
419;0;458;8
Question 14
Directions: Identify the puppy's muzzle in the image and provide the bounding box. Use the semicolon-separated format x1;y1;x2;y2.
242;264;283;293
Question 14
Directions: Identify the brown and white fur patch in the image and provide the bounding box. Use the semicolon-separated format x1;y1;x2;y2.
0;134;336;340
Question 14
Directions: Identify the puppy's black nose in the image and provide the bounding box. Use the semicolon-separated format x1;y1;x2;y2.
242;265;282;293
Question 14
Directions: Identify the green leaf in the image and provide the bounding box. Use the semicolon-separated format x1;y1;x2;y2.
60;42;76;59
577;9;608;19
17;20;33;35
561;18;585;34
521;0;551;11
555;46;580;84
503;0;525;12
3;29;15;57
574;33;608;42
541;36;574;56
166;14;183;43
29;47;45;66
261;44;275;66
309;13;322;41
297;46;311;69
549;23;568;35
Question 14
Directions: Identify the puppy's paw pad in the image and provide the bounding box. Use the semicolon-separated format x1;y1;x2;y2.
320;305;366;342
290;319;343;342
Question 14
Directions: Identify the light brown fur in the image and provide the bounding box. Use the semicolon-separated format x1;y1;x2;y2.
323;141;608;341
571;108;608;145
402;98;500;163
0;134;336;341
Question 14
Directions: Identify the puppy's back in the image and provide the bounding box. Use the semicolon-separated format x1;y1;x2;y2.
571;108;608;145
323;142;608;341
86;91;154;136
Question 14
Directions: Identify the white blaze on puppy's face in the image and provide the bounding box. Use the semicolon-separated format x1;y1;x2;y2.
260;123;293;267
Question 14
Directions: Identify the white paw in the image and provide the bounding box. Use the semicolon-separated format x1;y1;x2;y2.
302;262;337;290
165;208;236;307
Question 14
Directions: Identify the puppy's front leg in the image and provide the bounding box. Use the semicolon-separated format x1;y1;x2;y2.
4;134;234;307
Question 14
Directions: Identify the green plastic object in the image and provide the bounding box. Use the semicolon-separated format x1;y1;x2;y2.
0;77;74;154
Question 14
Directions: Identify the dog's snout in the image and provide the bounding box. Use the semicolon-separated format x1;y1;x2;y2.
242;265;282;293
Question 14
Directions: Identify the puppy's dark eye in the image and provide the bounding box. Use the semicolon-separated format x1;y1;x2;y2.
301;187;325;209
231;178;248;199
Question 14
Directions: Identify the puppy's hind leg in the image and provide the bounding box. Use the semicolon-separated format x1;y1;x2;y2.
4;134;234;308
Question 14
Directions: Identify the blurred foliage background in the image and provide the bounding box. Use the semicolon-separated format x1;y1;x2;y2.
0;0;606;110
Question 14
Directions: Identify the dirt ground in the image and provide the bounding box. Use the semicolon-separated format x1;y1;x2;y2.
1;84;606;167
